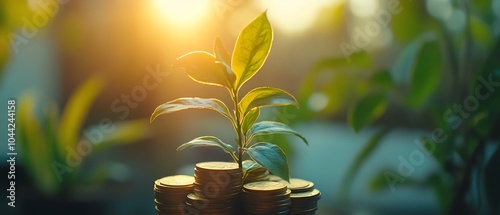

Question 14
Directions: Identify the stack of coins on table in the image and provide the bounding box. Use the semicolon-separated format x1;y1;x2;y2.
243;161;270;183
153;175;194;215
242;181;291;215
286;178;321;215
185;161;242;214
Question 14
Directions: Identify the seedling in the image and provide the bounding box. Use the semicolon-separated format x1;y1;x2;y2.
151;12;307;182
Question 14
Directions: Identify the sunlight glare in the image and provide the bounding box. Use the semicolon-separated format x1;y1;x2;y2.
257;0;337;34
154;0;210;28
349;0;378;18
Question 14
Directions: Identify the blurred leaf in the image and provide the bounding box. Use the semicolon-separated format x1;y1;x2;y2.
150;97;235;127
232;12;273;89
0;31;7;78
248;121;307;146
299;52;370;116
470;16;493;48
471;112;494;138
406;40;442;109
43;102;62;170
341;129;389;200
58;75;104;162
239;87;299;117
173;51;232;89
391;0;427;43
177;136;236;161
18;94;59;195
391;35;428;86
213;37;236;87
246;142;289;182
472;40;500;114
371;69;396;90
242;108;260;135
471;0;491;13
91;119;151;150
348;93;388;132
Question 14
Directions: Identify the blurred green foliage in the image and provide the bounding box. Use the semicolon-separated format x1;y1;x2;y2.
300;0;500;214
17;75;150;196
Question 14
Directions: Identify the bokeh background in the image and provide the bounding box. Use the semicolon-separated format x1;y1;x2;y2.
1;0;499;214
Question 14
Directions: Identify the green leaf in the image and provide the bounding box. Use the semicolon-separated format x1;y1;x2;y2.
239;87;299;117
348;92;388;132
231;12;273;89
246;142;290;182
242;160;262;180
177;136;235;155
371;69;396;90
406;40;442;109
173;51;231;88
391;36;426;86
214;37;236;87
58;75;104;159
242;108;260;136
150;98;235;126
248;121;307;146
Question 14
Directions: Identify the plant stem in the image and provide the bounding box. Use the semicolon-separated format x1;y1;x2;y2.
231;89;244;171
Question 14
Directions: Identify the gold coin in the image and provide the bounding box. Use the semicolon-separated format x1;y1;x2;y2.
196;162;239;171
159;175;194;187
285;178;314;193
243;181;287;193
290;189;320;199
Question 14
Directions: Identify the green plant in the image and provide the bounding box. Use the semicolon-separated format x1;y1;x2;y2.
18;75;149;195
150;12;307;182
300;1;499;214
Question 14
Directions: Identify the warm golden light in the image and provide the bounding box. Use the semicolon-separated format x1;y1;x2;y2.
154;0;210;28
257;0;339;34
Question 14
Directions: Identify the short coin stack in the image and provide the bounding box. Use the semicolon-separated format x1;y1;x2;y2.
185;162;242;214
242;181;291;215
287;178;321;215
154;175;194;215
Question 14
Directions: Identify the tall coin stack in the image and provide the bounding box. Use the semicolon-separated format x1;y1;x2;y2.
154;175;194;215
242;181;291;215
287;178;321;215
185;161;242;214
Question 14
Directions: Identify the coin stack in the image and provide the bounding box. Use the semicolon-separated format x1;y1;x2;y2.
185;161;242;214
242;181;291;215
243;164;270;183
286;178;321;215
154;175;194;215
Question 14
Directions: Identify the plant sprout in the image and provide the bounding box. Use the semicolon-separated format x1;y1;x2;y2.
150;12;307;182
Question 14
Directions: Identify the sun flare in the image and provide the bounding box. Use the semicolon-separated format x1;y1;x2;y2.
154;0;210;28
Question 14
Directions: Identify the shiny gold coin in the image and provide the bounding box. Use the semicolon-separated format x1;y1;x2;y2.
285;178;314;193
290;188;321;200
158;175;194;187
243;181;287;193
195;162;239;171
